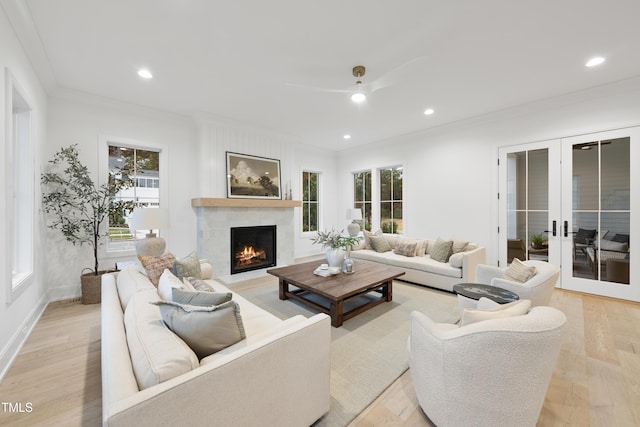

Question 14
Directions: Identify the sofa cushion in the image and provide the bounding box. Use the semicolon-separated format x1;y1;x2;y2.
370;235;392;253
461;298;532;326
138;253;177;286
431;238;454;262
171;251;202;280
152;300;246;360
397;237;428;256
351;250;463;278
448;252;464;268
172;288;233;306
158;269;188;300
116;265;157;310
124;290;199;390
503;258;537;283
363;229;383;250
393;240;417;257
599;239;628;253
451;239;469;254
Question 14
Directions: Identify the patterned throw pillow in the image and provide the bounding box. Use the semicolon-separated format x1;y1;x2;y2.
430;238;454;263
171;251;202;280
503;258;537;283
186;277;216;292
138;253;176;286
393;241;417;257
370;235;392;253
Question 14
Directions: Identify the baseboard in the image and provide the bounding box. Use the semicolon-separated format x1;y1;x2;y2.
0;296;48;382
47;285;80;302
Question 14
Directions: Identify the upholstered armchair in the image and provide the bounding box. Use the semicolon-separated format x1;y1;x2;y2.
475;260;559;306
409;306;566;427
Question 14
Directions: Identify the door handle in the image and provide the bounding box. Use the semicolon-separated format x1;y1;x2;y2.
564;221;568;238
544;221;557;237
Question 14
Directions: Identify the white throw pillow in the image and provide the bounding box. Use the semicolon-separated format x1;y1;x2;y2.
158;269;186;300
460;298;531;326
503;258;537;283
448;252;464;268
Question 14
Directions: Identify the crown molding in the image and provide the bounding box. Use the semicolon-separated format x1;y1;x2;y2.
0;0;57;92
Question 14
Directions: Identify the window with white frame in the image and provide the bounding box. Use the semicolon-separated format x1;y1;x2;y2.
302;171;319;232
107;144;161;252
7;72;34;296
353;170;372;231
379;166;403;234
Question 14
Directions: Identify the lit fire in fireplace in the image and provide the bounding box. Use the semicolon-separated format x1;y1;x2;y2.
235;246;267;266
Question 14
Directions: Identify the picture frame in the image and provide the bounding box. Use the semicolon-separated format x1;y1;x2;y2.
226;152;282;199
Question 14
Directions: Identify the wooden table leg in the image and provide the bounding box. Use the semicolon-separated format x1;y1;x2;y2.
278;279;289;300
330;299;344;327
382;280;393;301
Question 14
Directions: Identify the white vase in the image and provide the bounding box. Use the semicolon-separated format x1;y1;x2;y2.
326;248;345;268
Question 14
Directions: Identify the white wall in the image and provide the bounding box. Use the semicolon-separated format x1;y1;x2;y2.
0;5;49;379
338;77;640;265
45;95;198;300
194;114;338;260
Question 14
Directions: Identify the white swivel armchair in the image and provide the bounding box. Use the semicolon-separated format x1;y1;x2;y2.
475;260;560;307
409;306;566;427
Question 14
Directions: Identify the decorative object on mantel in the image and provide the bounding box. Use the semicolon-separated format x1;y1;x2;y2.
226;152;281;199
41;144;135;304
346;208;363;237
312;229;361;269
130;207;170;256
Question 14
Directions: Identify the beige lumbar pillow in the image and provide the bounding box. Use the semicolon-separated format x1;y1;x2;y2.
503;258;537;283
152;300;246;359
461;298;531;326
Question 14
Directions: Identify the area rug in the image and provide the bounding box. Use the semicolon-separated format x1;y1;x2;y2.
232;277;459;426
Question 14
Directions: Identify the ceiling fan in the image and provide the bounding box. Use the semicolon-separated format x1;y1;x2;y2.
286;56;428;103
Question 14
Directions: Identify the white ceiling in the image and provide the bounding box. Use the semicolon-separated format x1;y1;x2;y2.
6;0;640;150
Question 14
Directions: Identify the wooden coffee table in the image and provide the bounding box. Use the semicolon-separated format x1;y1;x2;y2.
267;260;405;327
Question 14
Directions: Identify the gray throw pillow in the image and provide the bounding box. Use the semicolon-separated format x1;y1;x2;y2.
186;277;216;292
151;300;246;360
172;288;232;306
370;235;392;253
393;241;417;257
430;238;454;263
171;251;202;280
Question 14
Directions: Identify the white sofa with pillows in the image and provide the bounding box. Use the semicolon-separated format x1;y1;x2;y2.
350;232;486;292
101;253;331;427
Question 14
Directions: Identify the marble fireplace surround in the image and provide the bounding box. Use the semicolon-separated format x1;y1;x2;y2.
192;198;301;280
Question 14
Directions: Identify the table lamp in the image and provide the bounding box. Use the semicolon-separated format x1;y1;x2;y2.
130;207;169;256
346;208;363;237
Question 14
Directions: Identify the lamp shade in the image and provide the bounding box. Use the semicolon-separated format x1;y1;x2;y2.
346;208;363;221
130;207;169;232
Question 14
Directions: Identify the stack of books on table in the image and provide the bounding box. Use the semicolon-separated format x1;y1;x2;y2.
313;266;341;277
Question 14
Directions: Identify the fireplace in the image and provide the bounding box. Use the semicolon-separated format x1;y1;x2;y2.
230;225;277;274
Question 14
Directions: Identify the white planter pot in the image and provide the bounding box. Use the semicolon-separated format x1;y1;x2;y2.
326;248;345;268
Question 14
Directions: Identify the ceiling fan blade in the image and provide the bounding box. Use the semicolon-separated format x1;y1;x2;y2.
367;55;429;93
284;82;351;94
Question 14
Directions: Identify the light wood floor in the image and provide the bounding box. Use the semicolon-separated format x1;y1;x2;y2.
0;287;639;427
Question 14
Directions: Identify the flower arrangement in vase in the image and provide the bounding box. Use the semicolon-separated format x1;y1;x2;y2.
312;229;361;268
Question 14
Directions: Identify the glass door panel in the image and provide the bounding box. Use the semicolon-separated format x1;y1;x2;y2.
562;129;637;300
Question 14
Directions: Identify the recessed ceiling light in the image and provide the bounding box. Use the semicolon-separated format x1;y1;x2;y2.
137;69;153;79
585;57;605;67
344;135;351;139
424;108;435;115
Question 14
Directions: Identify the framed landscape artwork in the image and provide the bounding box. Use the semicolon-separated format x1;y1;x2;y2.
226;152;282;199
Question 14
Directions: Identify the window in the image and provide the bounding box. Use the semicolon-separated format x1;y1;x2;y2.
353;171;372;231
302;171;319;232
108;145;161;251
380;166;403;234
6;71;34;299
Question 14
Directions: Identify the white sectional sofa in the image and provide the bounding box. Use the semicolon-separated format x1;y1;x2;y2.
350;234;486;292
101;262;331;427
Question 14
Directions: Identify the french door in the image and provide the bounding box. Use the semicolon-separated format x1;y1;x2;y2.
499;127;638;301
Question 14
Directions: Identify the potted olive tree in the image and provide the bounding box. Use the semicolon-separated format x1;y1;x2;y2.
41;145;135;303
